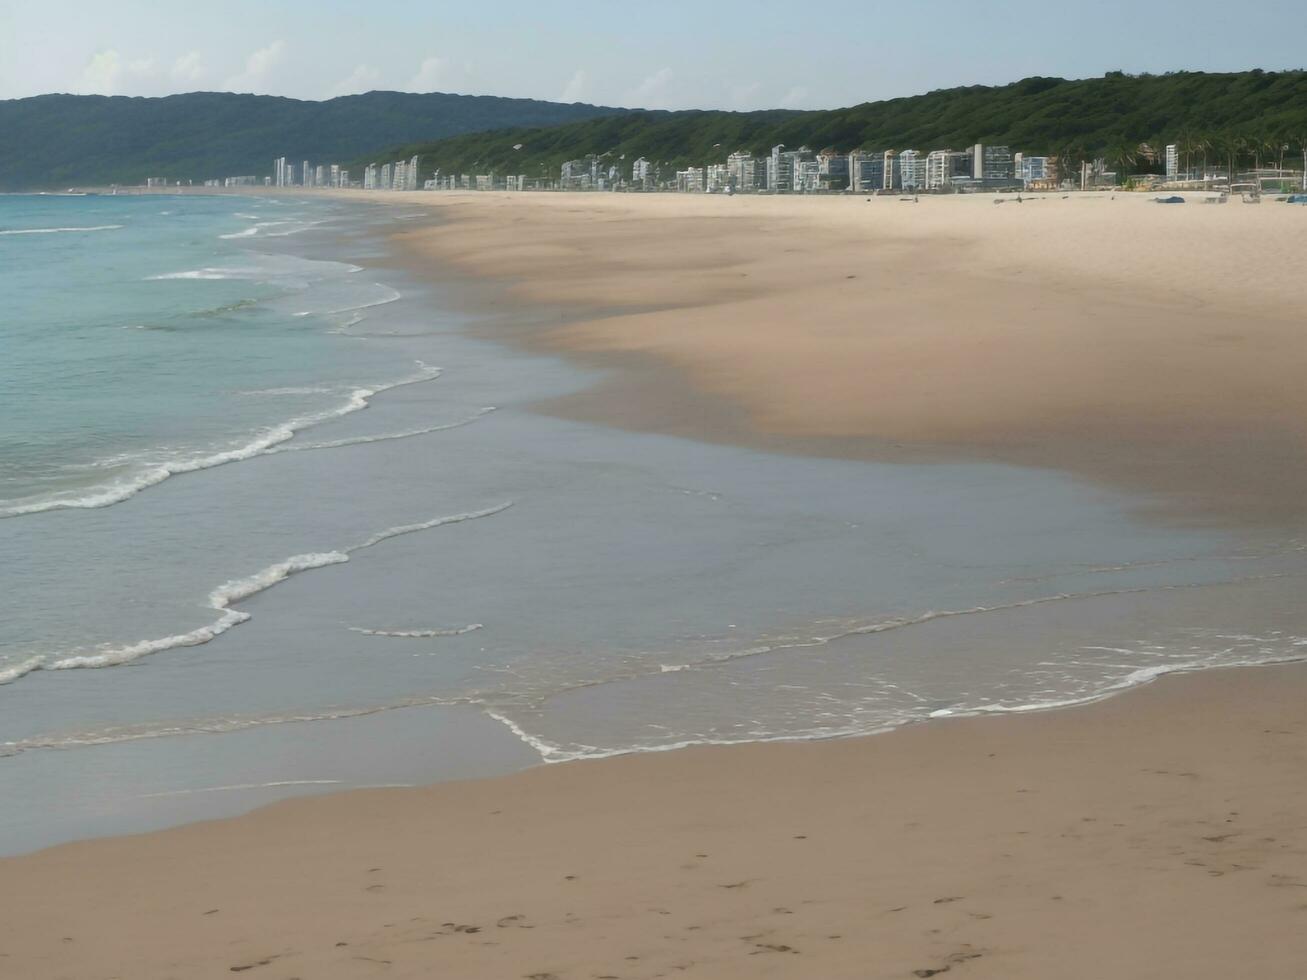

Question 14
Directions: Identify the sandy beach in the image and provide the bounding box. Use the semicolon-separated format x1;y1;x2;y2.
388;190;1307;524
4;661;1306;979
7;189;1306;978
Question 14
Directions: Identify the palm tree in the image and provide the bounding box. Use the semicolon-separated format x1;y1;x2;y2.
1193;133;1213;183
1056;139;1086;188
1107;141;1137;185
1212;133;1244;187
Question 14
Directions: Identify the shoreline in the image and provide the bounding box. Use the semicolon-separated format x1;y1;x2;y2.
4;659;1305;978
5;190;1306;976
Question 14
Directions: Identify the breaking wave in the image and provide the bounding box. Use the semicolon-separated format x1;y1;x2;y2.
0;361;442;518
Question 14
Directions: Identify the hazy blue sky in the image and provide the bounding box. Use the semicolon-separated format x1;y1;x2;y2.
1;0;1303;109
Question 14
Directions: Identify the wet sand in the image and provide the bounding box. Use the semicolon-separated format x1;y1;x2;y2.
3;662;1306;979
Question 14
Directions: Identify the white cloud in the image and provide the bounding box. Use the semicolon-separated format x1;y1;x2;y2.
405;55;474;93
225;40;286;93
81;50;123;92
559;68;589;103
329;63;381;98
171;51;205;84
779;85;810;109
628;67;673;107
408;56;448;91
78;50;158;95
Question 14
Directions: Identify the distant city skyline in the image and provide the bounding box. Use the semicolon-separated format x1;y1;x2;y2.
2;0;1305;111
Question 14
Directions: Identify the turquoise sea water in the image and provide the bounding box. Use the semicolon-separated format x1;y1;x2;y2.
4;193;1307;854
1;194;407;514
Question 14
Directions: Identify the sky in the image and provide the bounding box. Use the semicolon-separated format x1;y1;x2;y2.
1;0;1304;110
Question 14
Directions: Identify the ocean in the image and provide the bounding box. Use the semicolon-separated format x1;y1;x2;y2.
4;192;1307;854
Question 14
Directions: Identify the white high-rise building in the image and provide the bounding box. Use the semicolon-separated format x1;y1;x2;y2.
632;157;653;188
1165;143;1179;180
899;150;925;190
882;150;901;191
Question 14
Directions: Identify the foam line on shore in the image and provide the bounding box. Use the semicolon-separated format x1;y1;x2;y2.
0;361;442;518
0;225;123;235
348;625;484;638
321;283;402;315
1;501;511;683
271;407;497;453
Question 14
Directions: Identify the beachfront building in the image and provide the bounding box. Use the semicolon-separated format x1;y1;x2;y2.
1166;143;1179;180
925;149;972;190
848;149;886;193
882;150;902;191
972;144;1015;183
768;145;813;193
725;151;754;192
274;157;291;187
706;163;731;193
726;151;767;193
1019;155;1056;189
899;150;926;191
793;159;821;192
816;149;849;191
676;167;706;193
302;160;312;187
561;156;600;190
769;144;791;192
631;157;654;189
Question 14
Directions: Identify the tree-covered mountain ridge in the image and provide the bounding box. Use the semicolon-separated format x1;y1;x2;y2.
369;71;1307;180
0;90;626;189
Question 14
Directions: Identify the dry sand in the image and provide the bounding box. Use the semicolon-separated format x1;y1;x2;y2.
3;662;1306;979
11;190;1305;979
387;191;1307;523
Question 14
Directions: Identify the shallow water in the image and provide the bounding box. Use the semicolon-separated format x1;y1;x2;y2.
3;193;1306;854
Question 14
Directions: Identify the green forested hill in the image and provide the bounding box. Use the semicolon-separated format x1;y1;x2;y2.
0;91;624;189
371;71;1307;180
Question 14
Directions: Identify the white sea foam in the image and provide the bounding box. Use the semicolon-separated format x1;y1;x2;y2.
0;657;46;686
240;385;338;396
0;361;442;518
351;502;514;552
219;226;260;239
0;224;123;235
349;624;484;638
318;284;402;315
147;267;261;280
271;407;496;453
19;502;511;679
